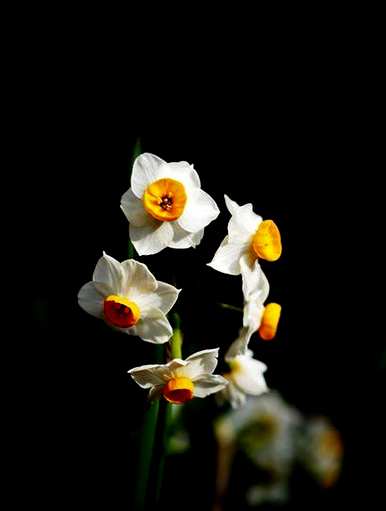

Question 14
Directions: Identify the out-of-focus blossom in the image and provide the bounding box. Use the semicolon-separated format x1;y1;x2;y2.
299;417;343;488
216;392;302;472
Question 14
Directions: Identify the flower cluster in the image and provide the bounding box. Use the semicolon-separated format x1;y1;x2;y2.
208;195;283;408
77;151;283;409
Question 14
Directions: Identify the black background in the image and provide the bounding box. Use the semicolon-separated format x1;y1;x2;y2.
21;43;385;509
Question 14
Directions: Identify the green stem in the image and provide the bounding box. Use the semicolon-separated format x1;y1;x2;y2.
133;400;159;510
170;312;183;359
218;303;243;313
146;313;182;508
133;345;163;510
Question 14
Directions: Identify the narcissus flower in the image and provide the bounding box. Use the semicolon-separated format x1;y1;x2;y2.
121;153;220;255
128;348;228;404
208;195;282;275
78;252;179;344
241;256;282;343
221;348;268;408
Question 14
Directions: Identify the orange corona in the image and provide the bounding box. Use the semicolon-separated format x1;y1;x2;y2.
103;294;141;328
162;377;194;404
251;220;282;261
143;178;187;222
259;303;281;340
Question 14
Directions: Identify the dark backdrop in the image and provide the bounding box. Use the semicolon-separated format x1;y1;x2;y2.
25;82;384;509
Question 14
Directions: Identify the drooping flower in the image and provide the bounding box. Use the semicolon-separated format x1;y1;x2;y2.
208;195;282;276
128;348;228;404
221;348;268;409
121;153;220;255
240;255;282;343
78;252;179;344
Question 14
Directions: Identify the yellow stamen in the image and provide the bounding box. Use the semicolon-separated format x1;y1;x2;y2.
143;178;187;222
251;219;282;261
104;294;141;328
259;303;281;340
162;377;194;404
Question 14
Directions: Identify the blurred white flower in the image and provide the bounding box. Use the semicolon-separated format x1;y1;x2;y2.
78;252;179;344
216;392;302;472
299;417;343;488
208;195;282;277
121;153;220;255
128;348;228;404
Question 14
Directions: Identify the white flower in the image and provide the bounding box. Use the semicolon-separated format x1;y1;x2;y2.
241;257;282;343
120;153;220;255
128;348;228;404
78;252;179;344
215;392;302;469
208;194;282;278
221;342;268;409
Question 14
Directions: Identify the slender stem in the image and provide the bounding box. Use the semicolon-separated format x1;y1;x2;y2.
133;400;159;510
133;345;163;510
218;303;243;313
170;312;183;359
146;313;183;508
153;399;172;505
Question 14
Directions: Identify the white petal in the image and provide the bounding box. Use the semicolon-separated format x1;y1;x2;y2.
77;281;104;318
128;364;171;388
191;228;205;247
207;236;248;275
243;299;265;332
225;327;253;360
134;281;180;314
178;189;220;233
226;381;247;409
193;374;228;398
232;355;268;396
227;203;262;244
240;254;270;300
157;161;201;191
168;223;204;249
120;259;157;298
120;188;149;227
92;252;123;294
177;348;220;380
131;153;165;198
224;194;241;216
130;308;173;344
130;220;174;256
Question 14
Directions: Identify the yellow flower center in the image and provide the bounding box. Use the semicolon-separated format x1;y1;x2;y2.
162;377;194;404
259;303;281;340
103;294;141;328
143;178;187;222
251;219;282;261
